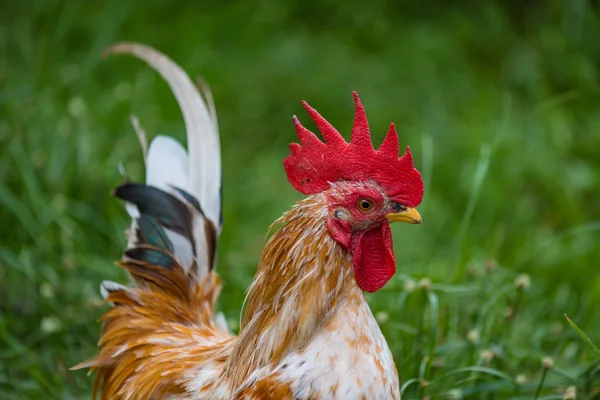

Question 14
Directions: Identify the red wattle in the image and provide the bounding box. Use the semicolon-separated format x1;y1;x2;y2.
351;222;396;293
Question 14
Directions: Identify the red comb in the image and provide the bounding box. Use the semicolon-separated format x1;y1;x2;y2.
283;92;424;208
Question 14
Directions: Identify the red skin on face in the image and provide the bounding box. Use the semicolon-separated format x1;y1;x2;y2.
325;183;396;293
284;92;424;292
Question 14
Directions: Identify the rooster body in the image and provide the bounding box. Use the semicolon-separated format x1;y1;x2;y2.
76;43;423;399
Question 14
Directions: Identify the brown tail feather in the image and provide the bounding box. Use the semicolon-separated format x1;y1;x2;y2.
73;260;232;399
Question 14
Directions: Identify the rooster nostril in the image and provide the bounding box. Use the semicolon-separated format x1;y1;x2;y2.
391;202;406;213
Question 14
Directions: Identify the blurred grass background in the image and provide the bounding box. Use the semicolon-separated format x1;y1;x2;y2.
1;0;600;398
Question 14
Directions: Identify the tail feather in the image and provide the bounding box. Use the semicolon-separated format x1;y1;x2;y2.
114;183;217;275
74;42;231;399
146;135;189;192
104;42;222;276
74;268;232;400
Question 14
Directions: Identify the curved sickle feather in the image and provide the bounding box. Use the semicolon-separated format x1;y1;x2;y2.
103;42;221;232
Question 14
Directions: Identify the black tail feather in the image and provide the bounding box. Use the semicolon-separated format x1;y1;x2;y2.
114;183;193;238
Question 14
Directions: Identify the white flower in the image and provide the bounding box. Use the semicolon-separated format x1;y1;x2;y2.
563;385;576;399
40;282;54;299
375;311;389;324
404;278;416;293
467;329;480;344
542;356;554;369
480;349;495;363
40;316;61;333
515;274;531;290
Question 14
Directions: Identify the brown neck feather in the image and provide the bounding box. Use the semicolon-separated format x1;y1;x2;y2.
224;193;357;386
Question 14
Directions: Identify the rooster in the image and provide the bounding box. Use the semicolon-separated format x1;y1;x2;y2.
74;42;424;400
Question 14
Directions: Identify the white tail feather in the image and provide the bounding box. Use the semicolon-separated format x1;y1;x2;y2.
100;280;126;300
165;229;195;273
146;135;189;191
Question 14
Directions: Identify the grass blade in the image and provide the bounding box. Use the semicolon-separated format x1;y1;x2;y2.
564;314;600;358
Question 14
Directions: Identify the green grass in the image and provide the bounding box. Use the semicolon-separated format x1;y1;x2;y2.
1;0;600;398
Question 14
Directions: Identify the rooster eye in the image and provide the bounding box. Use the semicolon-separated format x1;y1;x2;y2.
357;199;374;212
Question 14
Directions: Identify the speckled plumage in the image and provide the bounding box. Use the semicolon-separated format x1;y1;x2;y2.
225;192;400;399
76;192;400;399
74;42;423;400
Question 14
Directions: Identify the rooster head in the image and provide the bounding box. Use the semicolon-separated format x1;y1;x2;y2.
283;92;424;293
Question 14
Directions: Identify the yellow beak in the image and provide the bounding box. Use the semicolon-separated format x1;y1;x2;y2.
386;207;422;225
